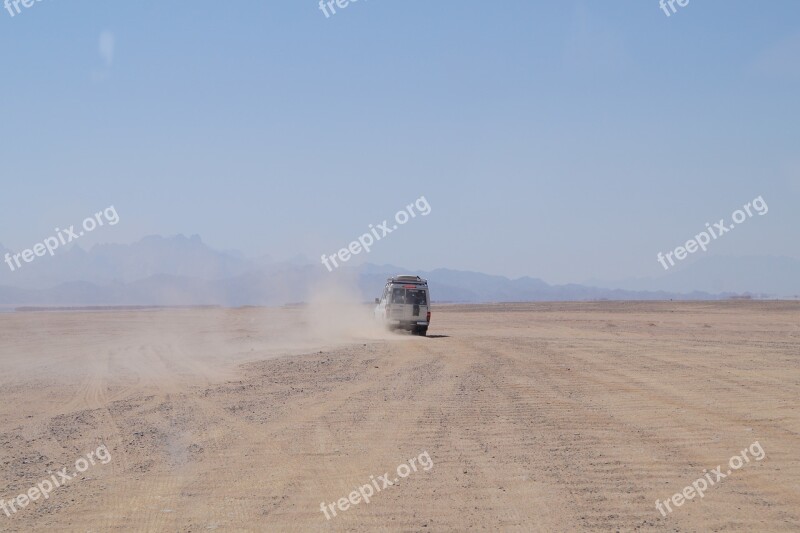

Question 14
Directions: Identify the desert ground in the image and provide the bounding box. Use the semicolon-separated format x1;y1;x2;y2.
0;301;798;532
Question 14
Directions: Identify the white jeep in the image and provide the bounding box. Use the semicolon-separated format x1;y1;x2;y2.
374;275;431;336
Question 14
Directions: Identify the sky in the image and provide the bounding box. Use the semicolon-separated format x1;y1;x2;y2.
1;0;799;284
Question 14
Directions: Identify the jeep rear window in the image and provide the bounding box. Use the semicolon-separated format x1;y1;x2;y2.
390;288;428;305
406;289;427;305
391;288;406;304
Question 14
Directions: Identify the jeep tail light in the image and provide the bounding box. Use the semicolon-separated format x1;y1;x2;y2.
427;311;431;323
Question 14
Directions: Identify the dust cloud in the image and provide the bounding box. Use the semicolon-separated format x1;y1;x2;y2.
0;276;403;392
300;276;400;344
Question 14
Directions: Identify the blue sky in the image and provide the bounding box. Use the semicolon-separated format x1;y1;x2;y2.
1;0;798;284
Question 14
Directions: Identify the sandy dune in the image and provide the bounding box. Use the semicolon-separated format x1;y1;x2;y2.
0;301;798;531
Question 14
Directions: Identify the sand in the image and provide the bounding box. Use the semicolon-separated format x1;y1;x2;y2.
0;301;798;531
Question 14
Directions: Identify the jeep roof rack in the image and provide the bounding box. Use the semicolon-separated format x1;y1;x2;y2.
388;275;427;284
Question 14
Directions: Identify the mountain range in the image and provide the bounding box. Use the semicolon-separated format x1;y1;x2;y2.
0;235;796;308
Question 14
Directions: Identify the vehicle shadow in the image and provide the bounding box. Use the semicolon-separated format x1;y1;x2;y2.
426;335;450;338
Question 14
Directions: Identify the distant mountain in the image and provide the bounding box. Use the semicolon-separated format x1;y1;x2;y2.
0;266;728;308
0;235;788;308
0;235;255;290
358;266;725;303
587;255;800;298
